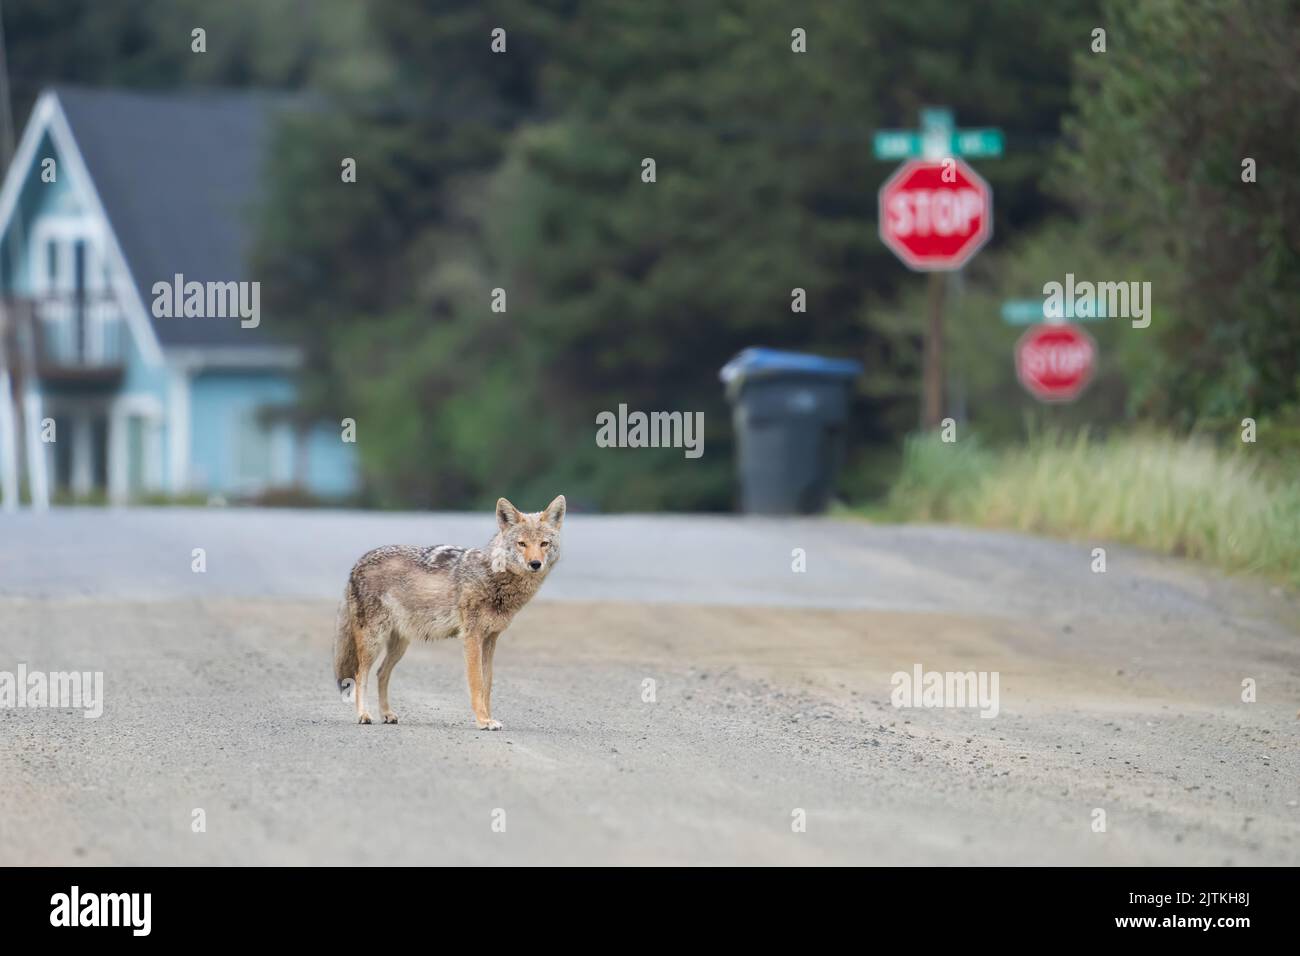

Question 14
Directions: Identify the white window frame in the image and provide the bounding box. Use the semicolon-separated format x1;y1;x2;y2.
29;215;105;294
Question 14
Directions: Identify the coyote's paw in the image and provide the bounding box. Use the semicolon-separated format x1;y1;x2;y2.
358;712;373;725
476;718;503;731
382;713;399;724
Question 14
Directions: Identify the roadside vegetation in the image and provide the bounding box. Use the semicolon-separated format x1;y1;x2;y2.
871;430;1300;587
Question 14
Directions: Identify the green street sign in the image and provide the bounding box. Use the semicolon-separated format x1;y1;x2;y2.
1001;300;1047;325
920;108;954;129
1001;298;1111;324
873;109;1004;160
873;131;920;161
953;128;1004;158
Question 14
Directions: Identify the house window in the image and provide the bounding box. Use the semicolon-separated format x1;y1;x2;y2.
31;220;101;295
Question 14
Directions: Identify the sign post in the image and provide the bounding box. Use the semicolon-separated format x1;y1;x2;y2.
876;109;1002;428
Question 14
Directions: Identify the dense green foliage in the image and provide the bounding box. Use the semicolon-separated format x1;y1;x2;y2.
7;0;1295;511
252;0;1098;509
870;0;1300;456
1058;0;1300;430
1;0;373;109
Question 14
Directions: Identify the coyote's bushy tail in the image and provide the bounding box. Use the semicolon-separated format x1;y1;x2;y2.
334;584;358;704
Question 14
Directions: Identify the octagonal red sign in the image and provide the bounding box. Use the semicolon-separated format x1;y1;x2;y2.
878;158;993;271
1015;323;1097;403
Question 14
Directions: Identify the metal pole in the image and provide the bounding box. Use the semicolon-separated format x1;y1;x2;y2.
0;0;46;510
0;0;18;510
0;320;17;511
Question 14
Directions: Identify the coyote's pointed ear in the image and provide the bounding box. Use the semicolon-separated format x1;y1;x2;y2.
496;497;521;531
543;494;566;528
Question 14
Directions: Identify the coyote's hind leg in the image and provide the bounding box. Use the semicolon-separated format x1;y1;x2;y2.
377;633;409;724
355;635;376;725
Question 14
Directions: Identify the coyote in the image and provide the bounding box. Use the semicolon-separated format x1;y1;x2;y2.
333;495;565;729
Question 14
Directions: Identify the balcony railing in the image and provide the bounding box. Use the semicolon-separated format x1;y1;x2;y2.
30;293;127;376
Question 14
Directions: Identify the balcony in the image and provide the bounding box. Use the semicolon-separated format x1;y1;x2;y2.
21;294;127;383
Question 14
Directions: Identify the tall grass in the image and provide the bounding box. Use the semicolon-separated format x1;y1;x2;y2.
879;431;1300;585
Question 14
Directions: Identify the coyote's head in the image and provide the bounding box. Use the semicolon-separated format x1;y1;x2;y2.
490;495;565;575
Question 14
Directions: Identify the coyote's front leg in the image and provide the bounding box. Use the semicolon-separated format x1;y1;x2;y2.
463;630;501;730
482;632;501;727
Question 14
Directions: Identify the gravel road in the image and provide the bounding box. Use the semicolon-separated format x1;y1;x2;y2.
1;507;1296;865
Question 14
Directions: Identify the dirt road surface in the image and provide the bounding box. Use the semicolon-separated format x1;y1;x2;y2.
1;508;1296;865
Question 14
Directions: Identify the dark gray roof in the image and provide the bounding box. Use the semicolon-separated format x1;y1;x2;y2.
53;86;296;348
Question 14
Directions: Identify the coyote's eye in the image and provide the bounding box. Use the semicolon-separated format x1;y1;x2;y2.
541;541;550;548
517;540;527;548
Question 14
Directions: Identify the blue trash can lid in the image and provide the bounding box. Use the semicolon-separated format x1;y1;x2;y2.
719;347;863;384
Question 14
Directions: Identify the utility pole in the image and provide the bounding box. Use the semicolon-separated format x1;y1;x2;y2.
0;0;18;511
0;307;16;512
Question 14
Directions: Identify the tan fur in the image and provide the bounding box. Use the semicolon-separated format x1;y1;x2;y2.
334;495;564;729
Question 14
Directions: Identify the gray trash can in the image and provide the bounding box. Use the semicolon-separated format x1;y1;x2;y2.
720;348;863;515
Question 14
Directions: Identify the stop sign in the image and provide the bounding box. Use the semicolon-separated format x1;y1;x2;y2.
1015;323;1097;402
878;158;993;270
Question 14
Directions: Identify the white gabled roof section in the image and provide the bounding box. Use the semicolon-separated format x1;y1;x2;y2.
0;90;163;365
0;92;50;249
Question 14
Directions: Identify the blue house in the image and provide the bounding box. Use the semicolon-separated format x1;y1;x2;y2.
0;86;358;505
